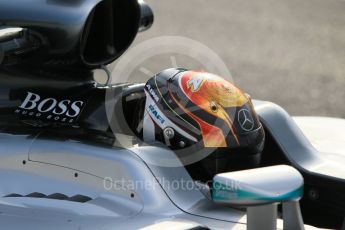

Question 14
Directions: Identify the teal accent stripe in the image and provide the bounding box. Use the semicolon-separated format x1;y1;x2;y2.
212;181;303;202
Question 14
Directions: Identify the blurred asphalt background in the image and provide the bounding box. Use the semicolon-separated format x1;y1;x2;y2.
127;0;345;117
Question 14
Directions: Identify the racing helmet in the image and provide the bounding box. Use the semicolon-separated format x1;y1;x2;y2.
142;68;264;148
141;68;265;179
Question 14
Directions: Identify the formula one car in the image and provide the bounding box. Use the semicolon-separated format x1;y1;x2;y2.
0;0;344;229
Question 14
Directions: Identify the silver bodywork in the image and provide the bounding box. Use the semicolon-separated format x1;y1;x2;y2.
0;100;336;229
256;101;345;180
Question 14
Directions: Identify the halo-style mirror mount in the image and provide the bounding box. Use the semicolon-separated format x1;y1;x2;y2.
212;165;305;230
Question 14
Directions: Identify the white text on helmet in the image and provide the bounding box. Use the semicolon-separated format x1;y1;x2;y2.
146;84;160;102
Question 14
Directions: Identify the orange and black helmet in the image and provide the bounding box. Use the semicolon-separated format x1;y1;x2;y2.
142;68;264;155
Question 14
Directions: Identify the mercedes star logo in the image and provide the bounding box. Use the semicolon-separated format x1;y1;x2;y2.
238;109;255;132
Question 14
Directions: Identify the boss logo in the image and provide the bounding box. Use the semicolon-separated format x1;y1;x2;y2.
15;92;85;123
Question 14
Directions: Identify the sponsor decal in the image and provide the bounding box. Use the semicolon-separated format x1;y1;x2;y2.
15;91;85;123
237;109;255;131
148;104;165;125
146;84;160;102
186;76;206;92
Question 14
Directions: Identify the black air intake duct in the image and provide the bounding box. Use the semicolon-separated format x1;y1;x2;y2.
0;0;150;69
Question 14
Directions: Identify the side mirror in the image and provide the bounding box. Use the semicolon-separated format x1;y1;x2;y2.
212;165;305;230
